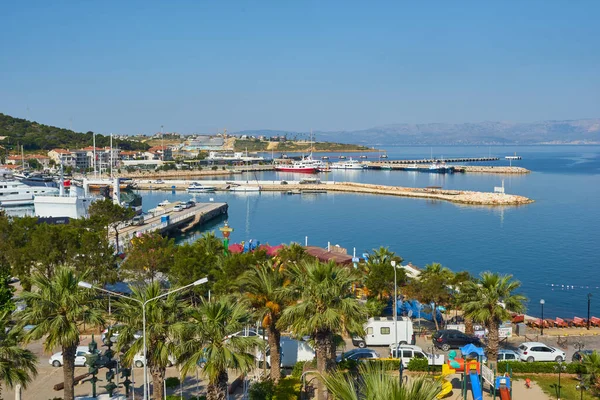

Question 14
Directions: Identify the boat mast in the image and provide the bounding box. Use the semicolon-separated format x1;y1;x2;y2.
93;132;97;178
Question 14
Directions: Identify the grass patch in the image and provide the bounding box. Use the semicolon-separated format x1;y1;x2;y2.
518;375;594;400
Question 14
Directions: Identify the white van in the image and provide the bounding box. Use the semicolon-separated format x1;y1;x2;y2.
257;337;315;368
352;317;414;348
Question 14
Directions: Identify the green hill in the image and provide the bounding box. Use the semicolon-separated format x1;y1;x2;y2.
0;113;149;152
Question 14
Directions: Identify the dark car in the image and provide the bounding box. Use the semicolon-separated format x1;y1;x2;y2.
572;350;594;363
432;329;482;351
336;348;378;363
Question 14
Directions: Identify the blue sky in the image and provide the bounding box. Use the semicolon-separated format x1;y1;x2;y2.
1;1;599;134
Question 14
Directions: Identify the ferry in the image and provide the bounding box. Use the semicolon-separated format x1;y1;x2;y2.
0;179;59;207
186;182;216;193
274;154;323;173
330;158;366;170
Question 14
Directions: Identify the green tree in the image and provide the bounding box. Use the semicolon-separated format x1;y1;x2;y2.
26;158;41;170
582;351;600;395
176;297;260;400
169;232;223;290
238;261;289;383
320;362;443;400
451;271;476;335
88;198;135;253
18;267;104;400
363;247;404;300
278;261;366;399
121;232;176;283
0;311;38;400
114;282;188;400
405;263;453;331
461;272;527;367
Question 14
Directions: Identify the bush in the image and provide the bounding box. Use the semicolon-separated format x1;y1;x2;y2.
165;376;180;389
211;166;218;170
249;379;275;400
273;377;301;400
498;361;586;374
291;361;306;378
405;358;442;372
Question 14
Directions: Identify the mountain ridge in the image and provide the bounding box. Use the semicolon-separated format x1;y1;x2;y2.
235;118;600;145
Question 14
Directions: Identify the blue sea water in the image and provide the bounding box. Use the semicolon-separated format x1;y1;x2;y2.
140;145;600;319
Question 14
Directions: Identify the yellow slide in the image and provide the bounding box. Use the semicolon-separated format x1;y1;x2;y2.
435;364;455;399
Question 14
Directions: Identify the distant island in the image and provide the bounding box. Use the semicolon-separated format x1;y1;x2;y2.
236;119;600;145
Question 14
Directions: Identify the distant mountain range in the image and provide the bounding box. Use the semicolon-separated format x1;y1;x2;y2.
236;119;600;145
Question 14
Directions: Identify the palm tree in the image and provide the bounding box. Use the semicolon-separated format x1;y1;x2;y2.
320;362;443;400
0;311;37;400
582;351;600;395
405;263;453;331
278;260;366;396
113;282;188;400
238;261;289;383
363;247;404;300
461;272;526;366
176;297;260;400
451;271;476;335
19;267;104;400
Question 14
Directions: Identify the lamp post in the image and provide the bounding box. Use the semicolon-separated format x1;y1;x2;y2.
78;277;208;400
554;361;566;400
391;260;398;352
399;359;404;387
540;299;545;336
587;293;592;330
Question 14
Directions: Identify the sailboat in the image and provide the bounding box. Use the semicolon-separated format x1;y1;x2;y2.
229;169;262;192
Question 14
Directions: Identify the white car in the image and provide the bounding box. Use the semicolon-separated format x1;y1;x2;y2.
227;328;268;340
173;205;184;212
133;352;176;368
49;346;91;367
517;342;566;362
101;326;141;343
389;344;445;366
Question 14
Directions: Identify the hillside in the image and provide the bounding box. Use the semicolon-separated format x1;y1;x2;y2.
237;119;600;145
0;113;149;152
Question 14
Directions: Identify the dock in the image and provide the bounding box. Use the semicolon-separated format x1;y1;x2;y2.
367;157;499;166
114;202;228;248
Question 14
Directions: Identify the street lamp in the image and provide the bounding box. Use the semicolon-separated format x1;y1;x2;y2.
391;260;398;352
540;299;545;336
554;361;566;400
587;293;592;330
399;359;404;387
78;277;208;400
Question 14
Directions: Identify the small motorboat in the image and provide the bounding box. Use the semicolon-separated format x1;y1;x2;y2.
321;156;329;160
339;155;347;160
186;182;216;193
158;200;171;207
359;155;368;159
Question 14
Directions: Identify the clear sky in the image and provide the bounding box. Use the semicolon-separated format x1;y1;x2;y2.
1;1;599;134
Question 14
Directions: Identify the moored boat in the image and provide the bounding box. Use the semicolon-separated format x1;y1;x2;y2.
330;158;366;170
186;182;216;193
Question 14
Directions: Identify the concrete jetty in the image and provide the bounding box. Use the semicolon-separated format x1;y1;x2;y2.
113;201;228;248
132;179;533;206
369;163;530;174
369;156;499;165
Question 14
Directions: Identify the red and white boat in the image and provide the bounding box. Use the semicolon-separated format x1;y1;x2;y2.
275;154;323;174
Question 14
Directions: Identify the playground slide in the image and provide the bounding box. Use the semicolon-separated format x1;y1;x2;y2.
468;371;483;400
498;387;510;400
436;379;453;399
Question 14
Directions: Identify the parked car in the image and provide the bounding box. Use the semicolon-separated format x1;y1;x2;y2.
572;349;594;363
49;346;91;367
101;325;141;343
133;352;176;368
336;348;379;363
173;205;184;212
154;180;165;184
497;349;519;362
432;329;482;351
227;328;268;340
517;342;566;362
185;200;196;208
389;344;445;366
131;215;145;226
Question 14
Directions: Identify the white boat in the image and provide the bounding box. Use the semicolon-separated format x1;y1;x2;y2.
0;179;59;207
330;158;366;170
158;199;171;207
404;163;420;170
186;182;216;193
275;154;324;173
229;185;261;192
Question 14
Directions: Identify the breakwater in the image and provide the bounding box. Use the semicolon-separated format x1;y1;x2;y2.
134;180;533;206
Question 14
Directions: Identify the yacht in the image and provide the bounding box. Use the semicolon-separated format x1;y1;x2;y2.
330;158;366;170
229;184;261;192
186;182;216;193
404;163;420;171
0;179;59;207
274;154;323;173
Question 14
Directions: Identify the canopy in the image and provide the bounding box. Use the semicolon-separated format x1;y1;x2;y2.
460;344;485;358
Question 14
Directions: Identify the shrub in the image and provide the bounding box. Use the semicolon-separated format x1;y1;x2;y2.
273;377;301;400
291;361;306;378
405;358;442;372
211;166;218;170
165;376;180;389
498;361;586;374
249;379;275;400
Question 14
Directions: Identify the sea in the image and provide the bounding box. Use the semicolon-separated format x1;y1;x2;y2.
11;145;600;319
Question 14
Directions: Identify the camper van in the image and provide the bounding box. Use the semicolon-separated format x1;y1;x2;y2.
257;337;315;368
352;317;414;348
